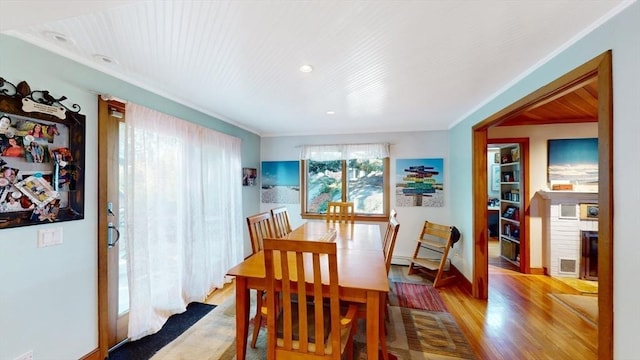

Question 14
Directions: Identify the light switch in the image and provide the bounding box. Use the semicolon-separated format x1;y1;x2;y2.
37;227;63;247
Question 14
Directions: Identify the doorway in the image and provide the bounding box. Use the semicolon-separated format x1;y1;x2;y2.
487;142;525;273
471;51;613;359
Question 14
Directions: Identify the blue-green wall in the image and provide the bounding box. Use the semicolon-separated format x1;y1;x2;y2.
449;2;639;357
0;34;261;359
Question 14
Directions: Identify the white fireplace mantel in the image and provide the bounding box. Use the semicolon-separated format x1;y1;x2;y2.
537;190;598;278
536;190;598;201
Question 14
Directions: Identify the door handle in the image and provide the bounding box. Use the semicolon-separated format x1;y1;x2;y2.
107;222;121;248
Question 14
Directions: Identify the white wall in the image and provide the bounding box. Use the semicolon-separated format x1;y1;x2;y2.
261;130;459;264
0;35;261;360
450;2;640;357
489;123;598;269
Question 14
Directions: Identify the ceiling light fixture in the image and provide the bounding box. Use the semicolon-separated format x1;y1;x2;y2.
299;64;313;73
93;54;119;65
326;111;335;115
43;31;73;44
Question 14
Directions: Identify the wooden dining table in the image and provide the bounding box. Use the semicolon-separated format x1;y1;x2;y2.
227;221;389;360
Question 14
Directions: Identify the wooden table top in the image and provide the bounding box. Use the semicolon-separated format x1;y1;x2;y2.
227;221;389;293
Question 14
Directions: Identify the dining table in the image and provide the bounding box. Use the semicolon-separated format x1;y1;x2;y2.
226;221;389;360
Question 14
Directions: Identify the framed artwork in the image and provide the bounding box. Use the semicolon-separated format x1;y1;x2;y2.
261;161;300;204
395;158;444;207
0;78;85;228
502;205;518;219
491;164;500;191
242;167;257;186
547;138;598;191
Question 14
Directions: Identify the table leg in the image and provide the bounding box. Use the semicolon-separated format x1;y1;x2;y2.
235;277;250;360
366;290;381;360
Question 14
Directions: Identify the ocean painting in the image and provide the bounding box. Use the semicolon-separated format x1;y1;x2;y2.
547;138;598;191
395;158;444;207
261;161;300;204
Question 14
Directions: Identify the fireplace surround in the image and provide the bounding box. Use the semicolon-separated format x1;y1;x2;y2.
537;190;598;278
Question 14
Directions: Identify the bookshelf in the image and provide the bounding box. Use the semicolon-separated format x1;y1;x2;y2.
498;144;522;267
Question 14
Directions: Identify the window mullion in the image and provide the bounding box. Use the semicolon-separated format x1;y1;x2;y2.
341;160;348;202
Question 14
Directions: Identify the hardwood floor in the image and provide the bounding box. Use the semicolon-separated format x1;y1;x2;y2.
439;265;598;359
488;238;520;272
207;265;598;359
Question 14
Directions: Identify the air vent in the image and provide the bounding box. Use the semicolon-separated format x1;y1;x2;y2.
559;258;577;274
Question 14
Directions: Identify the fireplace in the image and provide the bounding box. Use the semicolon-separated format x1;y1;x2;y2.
581;231;598;280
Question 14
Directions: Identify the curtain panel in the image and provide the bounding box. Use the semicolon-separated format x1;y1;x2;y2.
299;143;390;161
124;103;244;340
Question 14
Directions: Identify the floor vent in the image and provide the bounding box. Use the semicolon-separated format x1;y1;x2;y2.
559;258;577;274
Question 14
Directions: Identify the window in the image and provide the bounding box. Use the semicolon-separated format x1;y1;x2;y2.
300;143;390;221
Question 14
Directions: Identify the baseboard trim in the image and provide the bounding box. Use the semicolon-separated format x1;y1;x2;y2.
529;267;545;275
80;348;101;360
450;264;472;293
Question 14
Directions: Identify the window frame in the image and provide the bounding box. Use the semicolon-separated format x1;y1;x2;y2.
300;158;390;222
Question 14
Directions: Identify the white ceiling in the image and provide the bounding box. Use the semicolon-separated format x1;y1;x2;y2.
1;0;633;137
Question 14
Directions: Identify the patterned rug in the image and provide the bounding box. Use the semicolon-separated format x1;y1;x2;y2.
389;281;448;312
152;265;476;359
152;295;476;360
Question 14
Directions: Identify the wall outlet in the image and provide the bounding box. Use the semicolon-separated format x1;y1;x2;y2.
14;350;33;360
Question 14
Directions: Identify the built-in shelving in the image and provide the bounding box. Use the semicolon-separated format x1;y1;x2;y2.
498;144;522;266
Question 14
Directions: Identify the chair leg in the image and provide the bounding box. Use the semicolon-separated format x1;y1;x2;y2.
346;321;357;360
250;290;263;348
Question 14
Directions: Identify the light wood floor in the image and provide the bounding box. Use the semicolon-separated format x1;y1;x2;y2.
206;264;597;359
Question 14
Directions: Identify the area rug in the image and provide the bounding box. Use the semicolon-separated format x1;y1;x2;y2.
556;277;599;294
389;281;448;312
110;302;216;360
152;289;476;359
549;293;598;326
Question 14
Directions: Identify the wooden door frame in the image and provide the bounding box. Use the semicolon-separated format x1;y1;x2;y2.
471;51;613;359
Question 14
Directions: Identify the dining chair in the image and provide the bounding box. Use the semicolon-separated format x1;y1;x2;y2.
383;216;400;275
382;209;398;257
262;238;358;360
271;206;292;238
371;215;400;360
325;201;355;224
246;211;275;348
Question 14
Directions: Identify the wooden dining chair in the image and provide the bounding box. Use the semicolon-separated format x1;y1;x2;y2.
271;206;292;238
246;211;275;348
325;201;355;224
382;209;398;259
383;216;400;275
408;221;460;287
262;238;358;360
371;215;400;360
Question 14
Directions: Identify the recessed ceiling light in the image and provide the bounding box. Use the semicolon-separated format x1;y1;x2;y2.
43;31;74;44
299;64;314;73
93;54;119;65
326;111;335;115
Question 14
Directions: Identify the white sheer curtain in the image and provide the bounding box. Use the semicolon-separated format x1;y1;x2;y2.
124;103;244;340
299;143;390;160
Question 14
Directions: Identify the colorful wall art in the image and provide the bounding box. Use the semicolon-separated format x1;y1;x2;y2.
395;158;444;207
547;138;598;192
261;161;300;204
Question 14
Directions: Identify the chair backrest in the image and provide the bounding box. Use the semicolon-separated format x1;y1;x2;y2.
383;216;400;274
246;212;274;254
270;206;292;238
325;201;355;224
382;209;398;249
263;238;342;359
420;221;454;247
